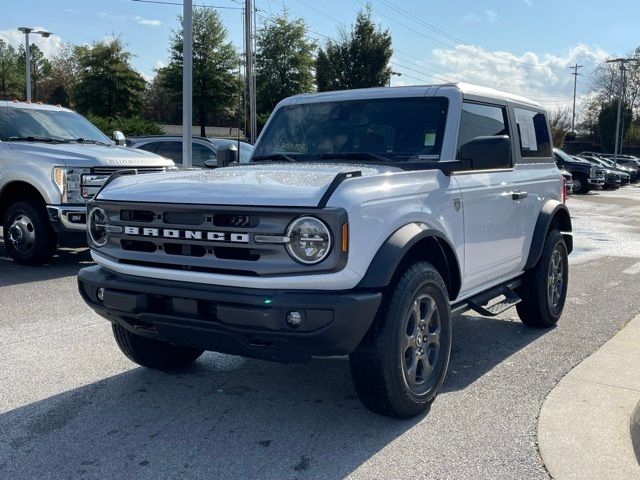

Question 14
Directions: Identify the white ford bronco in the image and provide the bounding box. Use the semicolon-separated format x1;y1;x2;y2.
78;83;572;418
0;101;175;265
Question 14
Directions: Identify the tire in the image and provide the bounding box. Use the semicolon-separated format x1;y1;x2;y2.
112;323;204;370
516;229;568;328
349;261;452;418
571;175;588;194
2;199;57;265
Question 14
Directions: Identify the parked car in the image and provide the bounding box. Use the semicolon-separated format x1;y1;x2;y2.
580;156;631;185
554;148;604;194
0;101;175;265
128;135;253;168
582;152;640;179
578;156;622;189
559;168;573;194
597;157;638;183
79;83;572;418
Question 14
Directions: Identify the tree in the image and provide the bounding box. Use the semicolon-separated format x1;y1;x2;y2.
74;38;146;117
549;107;571;147
16;43;51;101
316;6;392;92
598;100;633;152
0;40;22;99
160;8;242;136
141;74;178;123
256;13;316;115
39;43;86;107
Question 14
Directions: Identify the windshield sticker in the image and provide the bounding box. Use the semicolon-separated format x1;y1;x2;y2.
418;154;440;160
516;110;538;151
424;131;437;147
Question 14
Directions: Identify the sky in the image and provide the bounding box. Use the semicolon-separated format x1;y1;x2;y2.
1;0;639;112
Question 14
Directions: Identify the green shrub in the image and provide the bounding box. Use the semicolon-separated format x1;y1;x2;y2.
87;115;165;137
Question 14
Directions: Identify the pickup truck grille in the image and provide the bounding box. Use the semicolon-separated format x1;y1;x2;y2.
82;166;169;200
91;166;168;175
92;201;347;276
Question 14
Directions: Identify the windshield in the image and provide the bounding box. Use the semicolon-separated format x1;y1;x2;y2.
253;97;448;162
0;107;111;144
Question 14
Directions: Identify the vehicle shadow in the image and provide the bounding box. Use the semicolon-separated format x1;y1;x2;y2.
0;315;545;479
0;241;92;288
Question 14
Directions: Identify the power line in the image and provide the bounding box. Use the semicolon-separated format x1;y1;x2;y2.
130;0;242;9
375;0;554;71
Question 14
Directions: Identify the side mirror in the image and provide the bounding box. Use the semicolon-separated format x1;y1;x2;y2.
216;144;238;168
112;130;126;146
459;135;511;170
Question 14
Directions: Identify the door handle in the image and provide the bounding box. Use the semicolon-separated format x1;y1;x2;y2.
510;191;528;200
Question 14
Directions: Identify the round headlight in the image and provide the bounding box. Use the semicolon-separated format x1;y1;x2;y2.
285;216;332;264
88;207;109;247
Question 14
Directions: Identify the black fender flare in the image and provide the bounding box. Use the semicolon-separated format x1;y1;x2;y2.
524;200;573;270
357;222;462;299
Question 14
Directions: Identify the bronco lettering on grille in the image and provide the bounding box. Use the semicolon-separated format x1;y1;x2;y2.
123;226;249;243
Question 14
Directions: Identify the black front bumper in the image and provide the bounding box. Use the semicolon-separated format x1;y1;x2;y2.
78;266;382;363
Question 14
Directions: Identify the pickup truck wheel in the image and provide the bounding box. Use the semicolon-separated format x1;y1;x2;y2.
517;229;568;328
350;262;452;418
112;324;204;370
3;200;56;265
571;175;588;194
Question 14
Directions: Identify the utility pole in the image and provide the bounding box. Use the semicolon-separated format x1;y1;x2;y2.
182;0;193;168
606;57;638;166
569;64;582;134
244;0;256;143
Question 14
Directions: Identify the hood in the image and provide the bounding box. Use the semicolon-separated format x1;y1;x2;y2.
9;143;174;168
97;162;398;207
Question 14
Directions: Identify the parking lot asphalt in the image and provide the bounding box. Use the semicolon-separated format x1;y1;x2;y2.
1;185;640;480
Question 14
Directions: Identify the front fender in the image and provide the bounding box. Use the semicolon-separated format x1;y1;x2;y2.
357;222;462;299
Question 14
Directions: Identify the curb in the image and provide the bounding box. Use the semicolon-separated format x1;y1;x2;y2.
632;399;640;464
538;313;640;480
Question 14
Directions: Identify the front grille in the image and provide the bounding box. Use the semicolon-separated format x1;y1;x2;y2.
92;166;168;175
94;201;347;276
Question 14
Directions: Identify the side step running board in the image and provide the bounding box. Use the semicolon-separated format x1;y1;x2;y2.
465;281;522;317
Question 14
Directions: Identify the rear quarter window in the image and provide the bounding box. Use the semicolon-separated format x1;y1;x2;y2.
515;108;551;158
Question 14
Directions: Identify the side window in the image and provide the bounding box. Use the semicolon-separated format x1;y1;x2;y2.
457;102;508;158
155;141;183;163
136;142;159;153
192;142;214;167
515;108;551;158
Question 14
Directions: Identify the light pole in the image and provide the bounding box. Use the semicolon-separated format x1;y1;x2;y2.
606;57;638;166
182;1;192;168
569;64;582;134
389;71;402;87
17;27;52;102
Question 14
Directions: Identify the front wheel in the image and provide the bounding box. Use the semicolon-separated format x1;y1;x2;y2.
516;229;568;328
112;324;204;370
350;262;452;418
2;200;57;265
571;175;589;194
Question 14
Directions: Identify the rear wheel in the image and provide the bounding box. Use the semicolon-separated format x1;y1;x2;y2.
112;324;204;370
517;229;568;328
2;200;56;265
350;262;452;418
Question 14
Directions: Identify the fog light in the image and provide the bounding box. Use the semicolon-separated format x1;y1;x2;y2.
286;311;303;329
96;288;105;302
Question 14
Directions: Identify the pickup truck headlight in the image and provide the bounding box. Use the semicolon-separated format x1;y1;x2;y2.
285;216;332;264
88;207;109;247
53;167;90;203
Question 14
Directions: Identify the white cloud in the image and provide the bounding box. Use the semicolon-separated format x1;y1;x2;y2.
155;59;166;69
0;27;63;58
429;43;610;110
463;10;498;23
135;16;162;27
523;0;533;5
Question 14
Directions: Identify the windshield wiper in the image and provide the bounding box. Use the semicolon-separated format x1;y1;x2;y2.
60;138;111;146
252;153;297;163
8;136;65;143
320;152;396;163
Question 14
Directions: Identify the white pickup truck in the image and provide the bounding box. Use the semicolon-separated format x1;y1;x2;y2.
78;83;572;418
0;101;174;265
